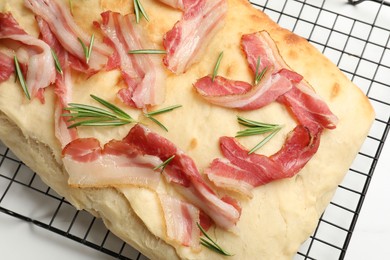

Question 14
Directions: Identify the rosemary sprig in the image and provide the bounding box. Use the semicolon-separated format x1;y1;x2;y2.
128;49;167;54
62;95;181;131
197;223;232;256
144;105;182;132
51;49;63;75
236;116;282;154
153;155;175;173
64;95;136;128
78;34;95;64
212;51;224;82
254;57;268;85
14;55;30;100
133;0;149;23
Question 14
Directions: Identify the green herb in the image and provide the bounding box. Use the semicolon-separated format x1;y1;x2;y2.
128;49;167;54
69;0;73;15
63;95;181;131
51;49;63;75
153;155;175;173
254;57;268;85
144;105;182;132
14;55;30;100
197;223;232;256
63;95;136;128
212;51;224;82
133;0;149;23
236;116;282;154
78;34;94;64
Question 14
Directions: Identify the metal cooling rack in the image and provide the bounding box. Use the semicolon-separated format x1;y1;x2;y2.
0;0;389;259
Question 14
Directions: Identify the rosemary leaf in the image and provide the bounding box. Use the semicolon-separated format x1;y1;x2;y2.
254;57;268;85
248;128;281;154
51;49;63;75
137;0;150;21
90;95;131;119
87;33;95;64
153;155;175;173
14;55;30;100
128;49;167;54
77;37;88;61
144;105;182;132
63;95;136;128
237;116;278;128
64;105;119;120
197;223;232;256
68;119;130;128
78;34;94;64
134;0;149;23
212;51;224;82
133;0;140;23
69;0;73;15
236;116;282;154
145;105;182;116
145;116;168;132
236;127;278;137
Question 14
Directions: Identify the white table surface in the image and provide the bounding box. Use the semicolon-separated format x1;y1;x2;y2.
1;0;389;259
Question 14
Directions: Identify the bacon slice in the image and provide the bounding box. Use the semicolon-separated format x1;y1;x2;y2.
62;137;162;189
159;195;200;249
205;126;321;197
53;70;79;147
36;16;78;147
205;158;262;198
0;51;14;83
162;0;228;74
241;31;288;72
194;71;293;110
157;0;185;9
278;82;338;131
24;0;112;72
97;11;166;108
0;12;55;101
270;126;322;174
125;124;241;230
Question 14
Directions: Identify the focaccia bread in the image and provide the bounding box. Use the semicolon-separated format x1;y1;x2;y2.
0;0;374;259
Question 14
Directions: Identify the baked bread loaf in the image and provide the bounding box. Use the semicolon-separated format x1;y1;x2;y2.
0;0;374;259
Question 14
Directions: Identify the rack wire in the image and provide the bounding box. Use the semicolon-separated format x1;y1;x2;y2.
0;0;389;259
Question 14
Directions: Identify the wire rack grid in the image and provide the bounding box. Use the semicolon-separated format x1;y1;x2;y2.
0;0;389;259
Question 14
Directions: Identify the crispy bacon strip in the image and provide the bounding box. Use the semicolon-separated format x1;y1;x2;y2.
62;137;162;189
36;16;78;147
0;12;55;102
97;11;165;108
161;0;228;74
159;195;200;249
125;124;241;230
24;0;112;72
0;51;14;83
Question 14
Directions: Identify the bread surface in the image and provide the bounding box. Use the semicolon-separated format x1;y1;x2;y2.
0;0;375;259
